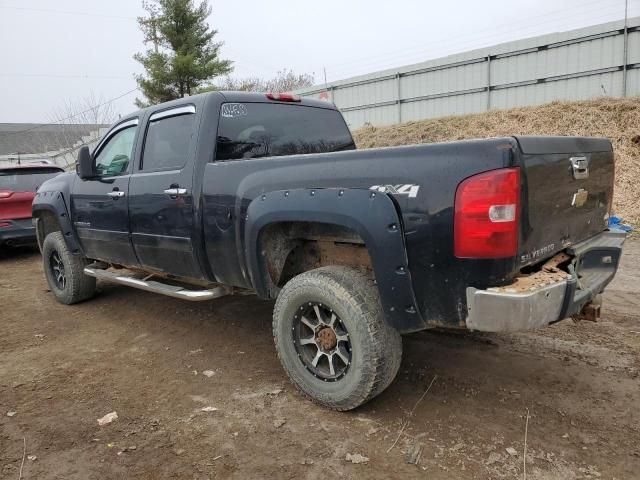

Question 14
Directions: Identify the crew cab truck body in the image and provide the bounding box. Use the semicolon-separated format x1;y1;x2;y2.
33;91;625;410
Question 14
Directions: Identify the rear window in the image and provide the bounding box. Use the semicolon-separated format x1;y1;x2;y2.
0;168;63;192
215;103;355;161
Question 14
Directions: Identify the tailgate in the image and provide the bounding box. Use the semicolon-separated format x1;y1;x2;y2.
515;136;614;267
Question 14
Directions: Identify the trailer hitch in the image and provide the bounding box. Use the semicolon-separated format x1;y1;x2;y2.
571;295;602;323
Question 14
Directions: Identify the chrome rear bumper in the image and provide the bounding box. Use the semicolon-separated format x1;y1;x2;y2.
465;230;626;332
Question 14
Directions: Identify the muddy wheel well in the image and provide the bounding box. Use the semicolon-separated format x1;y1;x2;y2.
259;222;373;296
34;210;62;249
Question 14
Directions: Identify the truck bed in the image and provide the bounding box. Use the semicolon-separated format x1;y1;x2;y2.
201;135;615;329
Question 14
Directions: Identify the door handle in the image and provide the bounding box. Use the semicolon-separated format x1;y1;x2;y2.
107;191;125;198
164;188;188;196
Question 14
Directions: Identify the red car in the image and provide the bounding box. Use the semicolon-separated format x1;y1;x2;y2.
0;164;64;247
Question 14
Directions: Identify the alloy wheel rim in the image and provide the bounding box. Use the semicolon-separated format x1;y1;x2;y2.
292;302;352;382
49;250;66;290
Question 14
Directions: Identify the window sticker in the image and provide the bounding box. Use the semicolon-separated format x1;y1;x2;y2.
221;103;248;118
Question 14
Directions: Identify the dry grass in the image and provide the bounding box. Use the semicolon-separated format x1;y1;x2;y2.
353;97;640;225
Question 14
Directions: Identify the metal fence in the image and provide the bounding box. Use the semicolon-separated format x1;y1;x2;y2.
297;17;640;129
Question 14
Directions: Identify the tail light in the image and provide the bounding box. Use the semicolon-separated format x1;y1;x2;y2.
266;92;301;102
454;168;520;258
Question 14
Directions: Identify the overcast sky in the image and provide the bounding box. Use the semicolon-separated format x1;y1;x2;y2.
0;0;636;122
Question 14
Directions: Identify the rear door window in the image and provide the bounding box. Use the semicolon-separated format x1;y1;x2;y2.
0;168;63;192
215;103;355;161
141;108;196;171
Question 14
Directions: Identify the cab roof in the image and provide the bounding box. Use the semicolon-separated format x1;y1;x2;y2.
117;90;337;126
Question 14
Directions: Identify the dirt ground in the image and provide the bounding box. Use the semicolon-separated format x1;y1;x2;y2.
1;240;639;479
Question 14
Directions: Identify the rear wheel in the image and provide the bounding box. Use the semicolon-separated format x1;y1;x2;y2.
42;231;96;304
273;266;402;411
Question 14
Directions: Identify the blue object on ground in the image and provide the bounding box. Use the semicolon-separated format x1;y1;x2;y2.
609;216;634;232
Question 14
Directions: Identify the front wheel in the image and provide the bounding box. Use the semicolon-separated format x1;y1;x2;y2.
42;231;96;305
273;266;402;411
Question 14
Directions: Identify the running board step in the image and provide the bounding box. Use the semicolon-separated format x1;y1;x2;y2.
83;267;230;301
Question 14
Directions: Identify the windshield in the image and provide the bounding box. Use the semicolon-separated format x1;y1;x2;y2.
215;103;355;161
0;168;63;192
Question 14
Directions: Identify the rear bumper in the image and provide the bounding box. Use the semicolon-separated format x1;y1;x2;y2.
465;230;626;332
0;218;36;246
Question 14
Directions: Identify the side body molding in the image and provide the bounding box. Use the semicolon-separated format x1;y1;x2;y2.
244;188;426;333
32;190;83;254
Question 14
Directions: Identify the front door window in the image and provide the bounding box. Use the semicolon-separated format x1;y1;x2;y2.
94;126;137;176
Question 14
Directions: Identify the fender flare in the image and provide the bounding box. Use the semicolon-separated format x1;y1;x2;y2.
244;187;426;333
32;190;83;255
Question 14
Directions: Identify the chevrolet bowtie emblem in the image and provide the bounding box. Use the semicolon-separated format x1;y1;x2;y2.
572;188;588;207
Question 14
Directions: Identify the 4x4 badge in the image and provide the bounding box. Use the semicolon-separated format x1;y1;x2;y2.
369;184;420;198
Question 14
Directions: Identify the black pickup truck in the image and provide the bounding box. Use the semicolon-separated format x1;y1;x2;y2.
33;91;625;410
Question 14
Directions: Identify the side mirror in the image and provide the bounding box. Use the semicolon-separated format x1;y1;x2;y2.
77;146;95;179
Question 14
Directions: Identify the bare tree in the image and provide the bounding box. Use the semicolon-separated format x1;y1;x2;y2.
26;92;118;154
205;69;315;93
50;91;118;126
262;69;315;93
215;76;264;92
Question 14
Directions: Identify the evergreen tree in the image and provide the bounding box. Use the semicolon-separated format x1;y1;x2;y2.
134;0;232;107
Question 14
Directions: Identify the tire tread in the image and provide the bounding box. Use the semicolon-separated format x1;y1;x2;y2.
42;231;95;305
273;266;402;410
